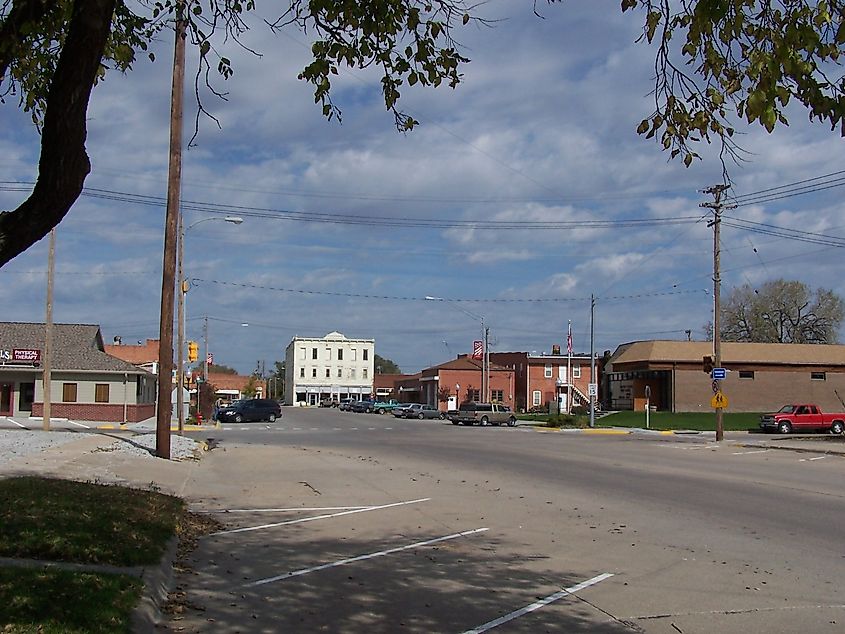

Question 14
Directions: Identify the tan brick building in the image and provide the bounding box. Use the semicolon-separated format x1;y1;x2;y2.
605;340;845;413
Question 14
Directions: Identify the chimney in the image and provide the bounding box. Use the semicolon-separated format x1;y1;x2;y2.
113;336;122;345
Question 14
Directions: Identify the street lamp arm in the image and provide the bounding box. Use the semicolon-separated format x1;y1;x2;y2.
186;215;244;231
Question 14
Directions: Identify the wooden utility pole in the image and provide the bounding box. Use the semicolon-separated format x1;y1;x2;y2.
156;4;186;459
42;228;56;432
701;184;732;442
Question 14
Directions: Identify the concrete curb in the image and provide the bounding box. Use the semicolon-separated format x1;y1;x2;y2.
131;536;179;634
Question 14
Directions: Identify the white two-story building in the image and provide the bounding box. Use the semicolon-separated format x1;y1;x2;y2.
284;332;375;406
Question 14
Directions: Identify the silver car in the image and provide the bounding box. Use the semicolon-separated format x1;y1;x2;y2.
403;403;445;420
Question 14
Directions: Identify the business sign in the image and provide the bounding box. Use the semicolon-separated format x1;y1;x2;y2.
0;348;41;364
711;367;727;380
472;340;483;359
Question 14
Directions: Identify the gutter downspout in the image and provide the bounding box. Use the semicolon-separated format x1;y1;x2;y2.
123;373;128;425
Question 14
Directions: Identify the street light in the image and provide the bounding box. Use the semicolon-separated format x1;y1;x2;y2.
425;296;489;402
177;215;243;432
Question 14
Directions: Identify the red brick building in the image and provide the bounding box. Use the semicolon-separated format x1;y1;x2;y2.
490;351;600;413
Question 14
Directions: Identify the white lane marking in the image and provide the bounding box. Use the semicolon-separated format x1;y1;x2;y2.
799;456;827;462
384;427;393;430
68;420;91;428
350;427;358;430
245;527;489;587
311;427;319;430
333;427;342;431
292;427;302;431
4;418;26;428
198;505;372;514
368;427;376;430
211;498;431;536
461;573;614;634
731;449;771;455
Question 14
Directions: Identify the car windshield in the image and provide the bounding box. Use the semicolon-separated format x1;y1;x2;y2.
777;405;797;413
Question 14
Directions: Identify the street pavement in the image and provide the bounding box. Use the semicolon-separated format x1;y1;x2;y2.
0;414;842;633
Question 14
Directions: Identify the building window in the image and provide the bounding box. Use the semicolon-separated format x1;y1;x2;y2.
363;369;368;379
325;369;331;378
544;364;552;378
363;349;369;361
312;348;318;360
312;368;317;378
739;371;755;379
62;383;77;403
532;390;542;406
94;384;109;403
325;348;332;361
338;349;343;361
469;389;480;401
351;368;356;379
299;347;306;360
351;349;357;361
491;389;503;402
811;372;826;381
300;368;305;378
337;368;342;378
572;365;581;379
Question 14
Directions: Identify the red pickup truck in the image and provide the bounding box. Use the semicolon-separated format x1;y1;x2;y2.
759;404;845;435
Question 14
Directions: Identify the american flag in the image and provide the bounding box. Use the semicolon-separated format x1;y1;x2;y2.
567;322;573;355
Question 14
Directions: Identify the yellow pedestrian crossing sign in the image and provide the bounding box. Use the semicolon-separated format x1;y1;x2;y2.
710;391;728;409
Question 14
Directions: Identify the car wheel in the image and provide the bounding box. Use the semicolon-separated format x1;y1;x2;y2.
507;417;516;427
377;408;385;415
480;415;489;426
452;420;459;425
269;413;276;422
234;414;243;423
831;420;845;435
439;413;446;420
418;413;425;420
778;421;792;434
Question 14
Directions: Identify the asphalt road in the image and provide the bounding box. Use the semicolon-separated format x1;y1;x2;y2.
169;407;845;633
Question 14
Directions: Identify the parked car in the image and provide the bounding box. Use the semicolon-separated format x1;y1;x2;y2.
350;399;375;413
320;397;339;407
452;402;517;427
759;404;845;434
372;399;400;415
403;403;445;420
391;403;417;418
338;398;355;411
217;398;282;423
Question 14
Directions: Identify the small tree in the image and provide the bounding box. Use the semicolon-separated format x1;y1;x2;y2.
197;381;216;422
243;375;260;398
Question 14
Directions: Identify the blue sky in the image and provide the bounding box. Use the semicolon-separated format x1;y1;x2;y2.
2;2;844;375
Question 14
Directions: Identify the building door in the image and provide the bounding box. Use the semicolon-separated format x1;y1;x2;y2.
18;382;34;413
0;383;12;415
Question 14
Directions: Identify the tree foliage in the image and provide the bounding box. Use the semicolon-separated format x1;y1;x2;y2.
0;0;478;266
718;279;844;343
3;1;845;266
613;0;845;170
374;353;401;374
206;362;237;375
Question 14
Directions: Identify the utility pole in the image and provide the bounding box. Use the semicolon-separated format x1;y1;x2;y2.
589;294;596;429
156;2;186;459
483;324;490;402
202;314;209;382
700;184;733;442
42;228;56;432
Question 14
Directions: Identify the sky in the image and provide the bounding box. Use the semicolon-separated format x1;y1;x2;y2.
2;2;844;376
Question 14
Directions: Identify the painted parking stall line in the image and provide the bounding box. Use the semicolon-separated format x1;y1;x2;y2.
461;573;614;634
732;449;771;455
3;418;26;428
199;505;372;514
245;527;489;587
211;498;431;536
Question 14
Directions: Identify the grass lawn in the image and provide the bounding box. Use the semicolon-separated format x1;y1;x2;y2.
0;476;186;633
598;410;762;432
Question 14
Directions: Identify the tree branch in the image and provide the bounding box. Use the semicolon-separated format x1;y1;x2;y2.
0;0;116;266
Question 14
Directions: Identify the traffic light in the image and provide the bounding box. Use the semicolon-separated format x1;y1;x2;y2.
702;355;713;374
188;341;199;362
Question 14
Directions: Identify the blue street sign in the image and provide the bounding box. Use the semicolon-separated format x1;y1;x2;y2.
711;367;727;380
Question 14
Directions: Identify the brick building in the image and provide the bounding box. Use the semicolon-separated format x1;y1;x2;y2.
605;340;845;413
0;322;156;423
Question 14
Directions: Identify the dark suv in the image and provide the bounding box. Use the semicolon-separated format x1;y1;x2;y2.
217;398;282;423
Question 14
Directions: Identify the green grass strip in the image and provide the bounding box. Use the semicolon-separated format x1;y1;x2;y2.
597;410;762;431
0;566;142;634
0;477;184;566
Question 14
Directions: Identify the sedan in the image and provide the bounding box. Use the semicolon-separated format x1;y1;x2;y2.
350;400;375;413
391;403;417;418
403;403;445;420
